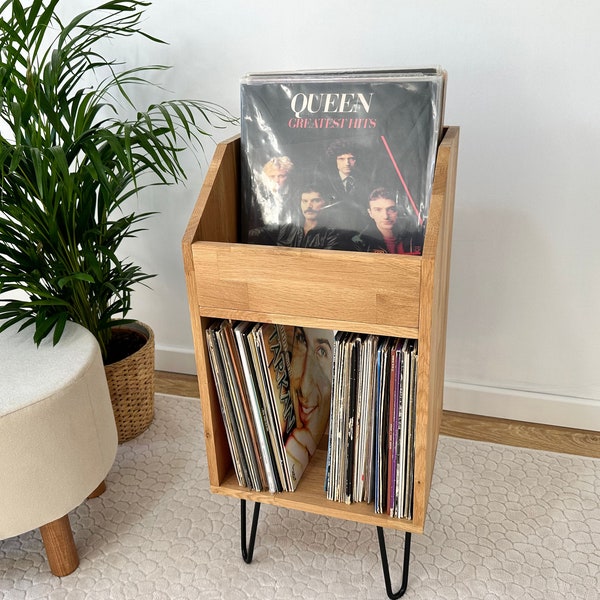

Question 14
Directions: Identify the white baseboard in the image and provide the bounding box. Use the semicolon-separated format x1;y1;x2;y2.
444;380;600;431
155;345;197;375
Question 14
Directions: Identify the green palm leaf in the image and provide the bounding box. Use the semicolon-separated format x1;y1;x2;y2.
0;0;237;359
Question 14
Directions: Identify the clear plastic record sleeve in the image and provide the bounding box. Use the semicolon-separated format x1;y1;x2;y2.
239;67;445;255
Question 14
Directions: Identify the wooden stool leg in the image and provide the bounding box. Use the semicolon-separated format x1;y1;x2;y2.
39;514;79;576
87;479;107;499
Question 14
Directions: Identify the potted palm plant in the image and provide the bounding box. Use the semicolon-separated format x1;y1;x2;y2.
0;0;236;441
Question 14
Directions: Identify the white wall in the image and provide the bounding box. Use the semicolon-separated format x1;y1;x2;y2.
61;0;600;430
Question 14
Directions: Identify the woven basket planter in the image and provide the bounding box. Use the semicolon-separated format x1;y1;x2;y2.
104;321;155;444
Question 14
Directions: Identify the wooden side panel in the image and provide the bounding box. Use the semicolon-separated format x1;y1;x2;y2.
183;136;240;245
412;127;459;527
182;135;240;486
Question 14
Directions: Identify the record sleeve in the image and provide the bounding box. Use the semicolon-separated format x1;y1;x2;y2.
233;320;280;493
326;330;352;502
240;68;445;255
213;320;264;491
251;323;293;491
402;342;418;519
256;323;334;491
354;333;379;504
325;329;348;501
374;337;392;514
205;323;249;488
387;338;404;516
285;325;334;491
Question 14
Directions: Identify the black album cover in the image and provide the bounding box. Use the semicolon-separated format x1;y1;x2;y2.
240;68;446;255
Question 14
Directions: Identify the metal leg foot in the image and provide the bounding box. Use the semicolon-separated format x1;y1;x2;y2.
377;528;411;599
240;500;261;564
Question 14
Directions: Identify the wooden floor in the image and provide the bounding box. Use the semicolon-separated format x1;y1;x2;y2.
155;371;600;460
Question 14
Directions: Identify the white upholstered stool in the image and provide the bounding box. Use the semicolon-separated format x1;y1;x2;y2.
0;321;118;576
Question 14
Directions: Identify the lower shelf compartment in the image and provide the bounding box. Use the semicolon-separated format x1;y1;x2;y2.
211;446;424;534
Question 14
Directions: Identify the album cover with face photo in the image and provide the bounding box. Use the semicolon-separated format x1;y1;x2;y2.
240;68;446;256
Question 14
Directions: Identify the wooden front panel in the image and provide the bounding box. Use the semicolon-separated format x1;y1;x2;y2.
191;242;422;334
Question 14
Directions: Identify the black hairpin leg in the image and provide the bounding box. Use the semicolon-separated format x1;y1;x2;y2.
240;500;261;564
377;528;412;599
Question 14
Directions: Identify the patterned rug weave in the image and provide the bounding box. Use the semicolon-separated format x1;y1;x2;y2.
1;394;599;600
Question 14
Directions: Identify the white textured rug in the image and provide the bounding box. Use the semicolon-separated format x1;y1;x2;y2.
1;394;599;600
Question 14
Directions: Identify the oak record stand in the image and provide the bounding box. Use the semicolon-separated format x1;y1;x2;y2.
182;127;459;598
